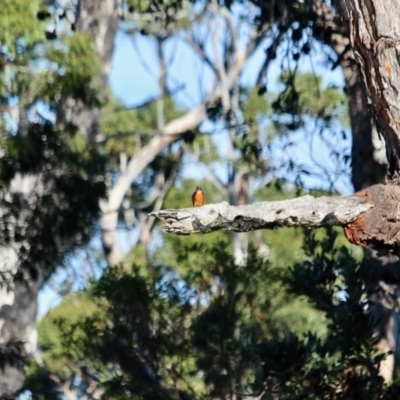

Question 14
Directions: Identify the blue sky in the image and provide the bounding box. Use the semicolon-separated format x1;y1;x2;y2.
108;27;351;189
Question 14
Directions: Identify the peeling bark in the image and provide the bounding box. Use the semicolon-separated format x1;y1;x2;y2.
335;0;400;181
344;185;400;253
311;0;386;189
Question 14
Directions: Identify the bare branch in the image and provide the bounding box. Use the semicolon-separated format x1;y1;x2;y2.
184;35;219;76
211;16;229;111
156;36;166;131
256;28;285;86
205;172;228;197
219;6;238;58
151;194;372;235
153;184;400;259
130;36;157;80
138;151;182;246
245;24;270;59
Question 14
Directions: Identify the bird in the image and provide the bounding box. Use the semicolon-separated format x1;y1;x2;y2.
192;186;205;207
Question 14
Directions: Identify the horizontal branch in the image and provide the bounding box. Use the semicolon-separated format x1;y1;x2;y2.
150;194;373;235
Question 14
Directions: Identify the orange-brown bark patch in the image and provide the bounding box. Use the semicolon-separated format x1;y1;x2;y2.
344;184;400;254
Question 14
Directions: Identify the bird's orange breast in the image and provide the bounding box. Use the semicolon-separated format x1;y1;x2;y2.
192;188;204;207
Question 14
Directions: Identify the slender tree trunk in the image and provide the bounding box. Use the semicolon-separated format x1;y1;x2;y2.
60;0;121;145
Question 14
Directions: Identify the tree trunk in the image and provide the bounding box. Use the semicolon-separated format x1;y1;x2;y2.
335;0;400;182
0;174;49;397
311;0;386;189
59;0;121;145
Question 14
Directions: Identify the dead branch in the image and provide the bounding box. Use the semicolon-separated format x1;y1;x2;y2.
152;184;400;255
151;192;372;234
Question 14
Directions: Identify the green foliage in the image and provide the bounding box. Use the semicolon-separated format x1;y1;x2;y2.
24;293;98;400
241;87;271;122
0;0;43;103
186;243;299;398
0;2;101;124
0;121;106;275
272;72;349;132
33;244;281;398
125;0;191;34
23;363;64;400
270;228;393;399
32;227;400;399
0;0;42;56
184;134;221;165
0;0;106;280
36;292;98;380
0;0;109;392
33;32;101;106
100;96;185;165
155;178;231;276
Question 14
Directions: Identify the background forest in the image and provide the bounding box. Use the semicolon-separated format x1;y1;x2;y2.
1;0;400;399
